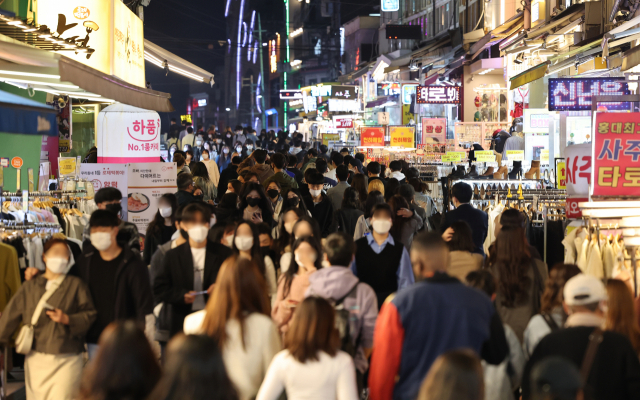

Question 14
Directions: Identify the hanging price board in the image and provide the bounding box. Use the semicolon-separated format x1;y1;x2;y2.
540;149;549;164
506;150;525;161
442;152;463;162
475;151;496;162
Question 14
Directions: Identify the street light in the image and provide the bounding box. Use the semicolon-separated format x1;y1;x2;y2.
225;108;231;111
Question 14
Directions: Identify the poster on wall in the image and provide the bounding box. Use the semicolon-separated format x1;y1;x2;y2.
592;112;640;196
80;163;129;220
421;118;446;152
127;163;177;240
56;100;72;153
360;127;385;147
389;126;415;148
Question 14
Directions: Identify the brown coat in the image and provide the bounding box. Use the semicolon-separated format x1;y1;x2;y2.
0;275;96;354
447;251;484;281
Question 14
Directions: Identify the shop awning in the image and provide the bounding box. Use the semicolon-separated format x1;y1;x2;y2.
383;35;452;73
509;61;549;89
0;88;56;136
469;12;524;59
365;95;398;108
0;36;175;112
622;44;640;71
144;40;215;85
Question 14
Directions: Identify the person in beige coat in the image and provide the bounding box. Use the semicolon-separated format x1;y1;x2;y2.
442;220;483;281
0;238;96;400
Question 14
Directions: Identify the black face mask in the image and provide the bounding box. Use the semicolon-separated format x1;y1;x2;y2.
267;189;279;199
105;203;122;216
247;197;261;207
194;194;204;201
287;197;300;207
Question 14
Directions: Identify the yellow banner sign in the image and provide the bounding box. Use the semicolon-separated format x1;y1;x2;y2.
389;126;415;148
58;158;77;177
475;151;496;162
506;150;525;161
557;161;566;189
442;152;463;162
323;133;340;146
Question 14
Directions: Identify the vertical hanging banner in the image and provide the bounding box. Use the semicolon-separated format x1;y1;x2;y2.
592;113;640;196
389;126;415;148
97;103;161;163
360;127;385;147
127;163;177;241
80;163;129;220
57;100;72;153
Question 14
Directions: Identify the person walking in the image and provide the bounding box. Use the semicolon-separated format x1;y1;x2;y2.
175;173;203;207
326;165;351;211
440;182;488;256
416;350;485;400
605;279;640;355
239;182;275;228
256;297;359;400
442;220;483;281
333;188;364;237
143;193;178;265
200;149;221;188
263;152;299;194
353;191;385;240
192;162;217;202
0;238;96;400
368;231;508;400
302;169;335;238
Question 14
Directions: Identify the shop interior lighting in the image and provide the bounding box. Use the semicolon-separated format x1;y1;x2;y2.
580;201;640;209
479;69;494;75
6;20;24;26
580;208;640;218
0;70;61;79
290;27;303;38
0;78;79;89
290;59;302;68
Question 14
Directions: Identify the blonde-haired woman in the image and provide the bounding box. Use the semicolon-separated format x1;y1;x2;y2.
368;179;385;196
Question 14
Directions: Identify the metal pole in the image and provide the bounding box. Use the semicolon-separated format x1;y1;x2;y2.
258;14;267;130
543;204;548;264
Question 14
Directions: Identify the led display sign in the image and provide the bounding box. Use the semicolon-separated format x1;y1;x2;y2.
416;86;461;104
548;78;630;111
280;90;303;99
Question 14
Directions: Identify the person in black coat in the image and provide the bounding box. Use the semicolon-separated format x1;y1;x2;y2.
302;169;335;238
217;156;241;201
153;203;233;338
440;182;488;256
333;187;364;237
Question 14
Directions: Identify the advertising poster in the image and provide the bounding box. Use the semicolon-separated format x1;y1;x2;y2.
360;127;385;147
389;126;415;148
593;112;640;196
421;118;447;152
127;163;177;242
80;163;129;220
57;100;72;154
58;157;77;178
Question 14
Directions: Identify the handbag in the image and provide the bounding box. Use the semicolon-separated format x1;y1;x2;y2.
15;275;65;355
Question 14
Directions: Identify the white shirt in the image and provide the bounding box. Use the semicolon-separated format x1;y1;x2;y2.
256;350;358;400
324;167;337;182
191;247;206;311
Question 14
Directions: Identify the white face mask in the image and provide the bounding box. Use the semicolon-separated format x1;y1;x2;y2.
223;235;234;247
196;140;202;146
234;235;254;251
187;225;209;243
372;219;392;234
236;147;242;153
203;154;209;160
223;148;229;154
159;206;172;218
45;257;68;274
247;145;253;150
295;250;317;266
309;189;322;198
90;232;113;251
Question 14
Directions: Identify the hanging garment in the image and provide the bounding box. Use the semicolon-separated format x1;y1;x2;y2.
546;220;566;270
0;242;21;312
602;240;615;279
562;228;579;264
584;240;604;279
576;237;590;272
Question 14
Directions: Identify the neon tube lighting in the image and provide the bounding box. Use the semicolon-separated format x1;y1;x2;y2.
256;73;262;113
0;78;78;88
242;22;248;47
0;70;60;79
225;0;232;17
250;10;256;38
253;41;258;63
237;0;246;108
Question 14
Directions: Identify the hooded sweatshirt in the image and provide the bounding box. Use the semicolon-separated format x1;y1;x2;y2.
305;267;378;373
390;170;406;182
250;163;275;184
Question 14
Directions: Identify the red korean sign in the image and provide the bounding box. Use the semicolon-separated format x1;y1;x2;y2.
334;117;354;129
566;197;588;219
593;112;640;196
360;127;385;147
565;143;591;196
422;118;446;145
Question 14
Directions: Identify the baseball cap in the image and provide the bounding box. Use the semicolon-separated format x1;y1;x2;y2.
530;356;582;400
563;274;607;306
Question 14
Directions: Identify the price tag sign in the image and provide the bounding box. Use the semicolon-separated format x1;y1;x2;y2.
28;168;34;192
442;152;463;162
507;150;525;161
540;149;549;165
475;151;496;162
59;157;77;177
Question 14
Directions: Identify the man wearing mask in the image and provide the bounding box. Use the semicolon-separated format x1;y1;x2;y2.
82;187;140;252
175;173;203;207
181;127;196;149
77;210;153;358
302;169;335;238
153;202;233;338
262;153;298;194
234;126;247;145
350;204;414;308
217;156;241;202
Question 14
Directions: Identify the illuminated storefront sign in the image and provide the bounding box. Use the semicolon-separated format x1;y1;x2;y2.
280;90;303;99
548;78;629;111
328;99;360;112
402;84;417;105
37;0;145;87
389;126;415;148
361;127;384;147
333;116;354;129
416;86;461;104
378;82;401;96
270;39;278;73
524;109;550;133
381;0;399;12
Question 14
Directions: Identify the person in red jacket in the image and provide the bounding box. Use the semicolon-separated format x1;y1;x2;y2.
368;231;508;400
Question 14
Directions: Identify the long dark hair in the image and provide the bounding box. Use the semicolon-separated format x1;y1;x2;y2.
238;182;274;226
202;255;270;348
231;221;266;276
146;193;178;237
385;178;400;202
191;162;210;181
364;190;385;219
351;174;369;204
79;321;161;400
447;220;475;253
146;335;238;400
540;263;581;314
341;187;362;210
275;207;306;255
282;236;323;299
486;225;532;307
388;195;411;240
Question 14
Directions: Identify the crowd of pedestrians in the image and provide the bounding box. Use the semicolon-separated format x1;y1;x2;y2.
2;126;640;400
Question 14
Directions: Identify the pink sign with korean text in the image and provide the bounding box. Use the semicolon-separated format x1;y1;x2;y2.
97;103;161;163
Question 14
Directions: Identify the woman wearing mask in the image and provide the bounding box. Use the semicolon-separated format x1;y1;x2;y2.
605;279;640;355
245;141;255;156
200;149;221;187
0;238;96;400
235;127;248;145
486;225;548;342
278;216;323;274
79;321;161;400
193;136;205;162
523;264;581;357
148;335;238;400
143;193;178;265
266;182;284;222
353;190;386;240
192;162;217;203
218;145;232;172
234;142;246;159
274;208;305;269
239;182;275;228
442;220;483;281
257;296;359;400
212;134;224;155
232;222;277;304
259;129;269;148
224;127;235;147
182;256;280;400
272;236;323;334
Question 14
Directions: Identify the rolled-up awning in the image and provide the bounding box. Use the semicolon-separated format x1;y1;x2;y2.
0;88;56;136
509;61;549;89
144;40;215;85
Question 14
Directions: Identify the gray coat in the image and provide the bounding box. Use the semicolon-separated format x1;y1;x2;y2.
0;275;96;354
326;181;350;211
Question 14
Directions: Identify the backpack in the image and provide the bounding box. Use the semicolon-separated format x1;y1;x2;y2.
334;284;360;358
